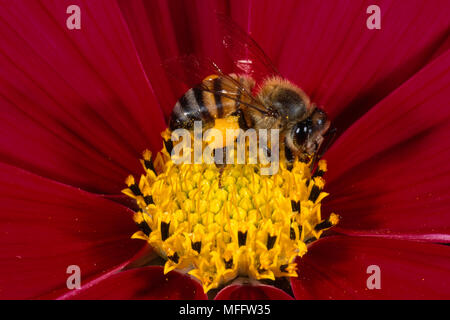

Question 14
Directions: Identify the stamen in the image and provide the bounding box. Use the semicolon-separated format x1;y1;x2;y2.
129;183;142;196
313;160;327;178
160;221;170;241
266;235;277;250
289;226;296;240
122;132;338;293
224;258;233;269
304;236;317;244
192;241;202;254
238;231;248;247
137;221;151;236
144;195;154;205
308;185;321;202
163;139;173;154
279;264;288;272
168;252;179;263
314;214;340;231
291;200;300;212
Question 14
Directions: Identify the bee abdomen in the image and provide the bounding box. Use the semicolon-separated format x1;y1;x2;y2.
169;88;203;130
170;86;219;130
169;76;241;131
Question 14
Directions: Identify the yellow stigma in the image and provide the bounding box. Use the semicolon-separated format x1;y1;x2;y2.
122;129;338;293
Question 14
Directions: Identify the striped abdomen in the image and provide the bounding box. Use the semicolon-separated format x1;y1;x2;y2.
169;75;252;131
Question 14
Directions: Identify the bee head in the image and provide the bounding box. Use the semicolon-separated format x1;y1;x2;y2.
257;77;330;162
288;107;330;162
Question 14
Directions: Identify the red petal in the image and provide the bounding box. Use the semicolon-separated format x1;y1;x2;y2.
131;0;449;127
118;0;231;118
243;0;449;126
291;236;450;299
64;266;207;300
117;0;179;120
327;123;450;240
323;51;450;240
0;0;166;194
326;50;450;182
215;283;293;300
0;163;141;299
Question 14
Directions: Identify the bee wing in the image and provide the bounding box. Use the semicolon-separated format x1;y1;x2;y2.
217;13;281;81
163;54;214;89
163;54;274;116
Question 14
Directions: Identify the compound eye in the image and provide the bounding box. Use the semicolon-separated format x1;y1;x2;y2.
293;120;311;146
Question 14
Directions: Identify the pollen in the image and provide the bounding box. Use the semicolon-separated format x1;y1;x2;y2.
122;130;338;293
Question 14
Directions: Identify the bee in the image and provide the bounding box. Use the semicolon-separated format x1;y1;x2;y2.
165;14;334;166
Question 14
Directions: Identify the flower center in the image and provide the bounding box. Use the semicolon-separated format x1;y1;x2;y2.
123;130;338;293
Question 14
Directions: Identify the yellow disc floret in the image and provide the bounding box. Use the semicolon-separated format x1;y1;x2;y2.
123;130;338;293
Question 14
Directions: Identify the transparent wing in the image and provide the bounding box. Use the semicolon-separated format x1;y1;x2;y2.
163;54;273;116
217;13;281;81
163;54;213;89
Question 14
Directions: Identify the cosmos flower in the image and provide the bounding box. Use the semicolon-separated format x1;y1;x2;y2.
0;0;449;300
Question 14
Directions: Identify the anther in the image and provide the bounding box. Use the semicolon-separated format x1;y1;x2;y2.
143;159;156;173
258;267;267;273
308;185;321;202
129;184;142;196
314;219;333;231
164;139;173;154
314;214;339;231
313;169;325;177
137;221;151;236
291;200;300;212
144;195;154;205
161;221;171;241
192;241;202;254
224;258;233;269
304;236;317;244
280;264;288;272
289;227;296;240
238;231;248;247
168;252;179;264
266;235;277;250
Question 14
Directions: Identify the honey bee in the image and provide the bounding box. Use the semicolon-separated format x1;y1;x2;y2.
165;14;334;166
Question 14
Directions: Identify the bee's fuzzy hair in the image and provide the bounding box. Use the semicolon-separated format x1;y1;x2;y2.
256;76;311;107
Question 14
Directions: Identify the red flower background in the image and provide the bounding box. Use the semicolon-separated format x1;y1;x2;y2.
0;0;449;300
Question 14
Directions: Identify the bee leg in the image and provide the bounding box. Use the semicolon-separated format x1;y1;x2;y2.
211;147;228;188
231;109;249;130
317;127;337;159
260;145;272;165
283;142;295;171
212;147;228;167
310;127;337;173
218;165;225;188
